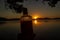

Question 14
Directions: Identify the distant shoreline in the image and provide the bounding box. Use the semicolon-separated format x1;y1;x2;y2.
0;17;60;21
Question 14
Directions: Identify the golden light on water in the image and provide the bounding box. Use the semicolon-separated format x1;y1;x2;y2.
33;20;42;25
34;20;38;24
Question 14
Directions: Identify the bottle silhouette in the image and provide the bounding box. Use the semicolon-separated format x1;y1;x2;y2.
17;8;35;40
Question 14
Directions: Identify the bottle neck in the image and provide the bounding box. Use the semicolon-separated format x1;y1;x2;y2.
23;8;28;16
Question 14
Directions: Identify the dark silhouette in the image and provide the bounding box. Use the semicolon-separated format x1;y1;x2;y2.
0;17;60;21
5;0;60;40
0;17;20;21
6;1;35;40
0;17;7;21
0;17;6;25
5;0;60;12
17;8;35;40
43;0;60;7
37;18;60;20
8;18;20;21
5;0;23;13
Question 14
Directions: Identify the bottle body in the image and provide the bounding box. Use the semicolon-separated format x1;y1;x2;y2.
20;15;33;34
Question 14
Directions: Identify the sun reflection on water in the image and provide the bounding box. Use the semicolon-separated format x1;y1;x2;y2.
33;20;42;25
34;20;38;24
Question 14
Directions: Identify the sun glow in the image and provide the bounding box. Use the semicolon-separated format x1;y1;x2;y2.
34;17;38;19
31;12;42;19
32;15;41;19
33;15;40;19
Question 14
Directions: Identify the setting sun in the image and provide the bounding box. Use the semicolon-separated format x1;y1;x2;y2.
34;17;38;19
33;15;39;19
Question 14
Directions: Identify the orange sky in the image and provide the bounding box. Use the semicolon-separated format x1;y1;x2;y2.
0;0;60;18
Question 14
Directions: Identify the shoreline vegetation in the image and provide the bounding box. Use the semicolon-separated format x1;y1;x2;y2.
0;17;60;21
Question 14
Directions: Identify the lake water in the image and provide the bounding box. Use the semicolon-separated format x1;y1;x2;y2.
0;20;60;40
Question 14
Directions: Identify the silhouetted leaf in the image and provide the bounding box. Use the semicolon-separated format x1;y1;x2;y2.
43;0;60;7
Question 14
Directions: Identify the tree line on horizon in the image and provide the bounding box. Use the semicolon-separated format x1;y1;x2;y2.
0;17;60;21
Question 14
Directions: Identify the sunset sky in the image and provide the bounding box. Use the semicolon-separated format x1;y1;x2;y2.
0;0;60;18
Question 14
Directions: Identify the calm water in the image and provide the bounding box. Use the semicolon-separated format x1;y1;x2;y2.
0;20;60;40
